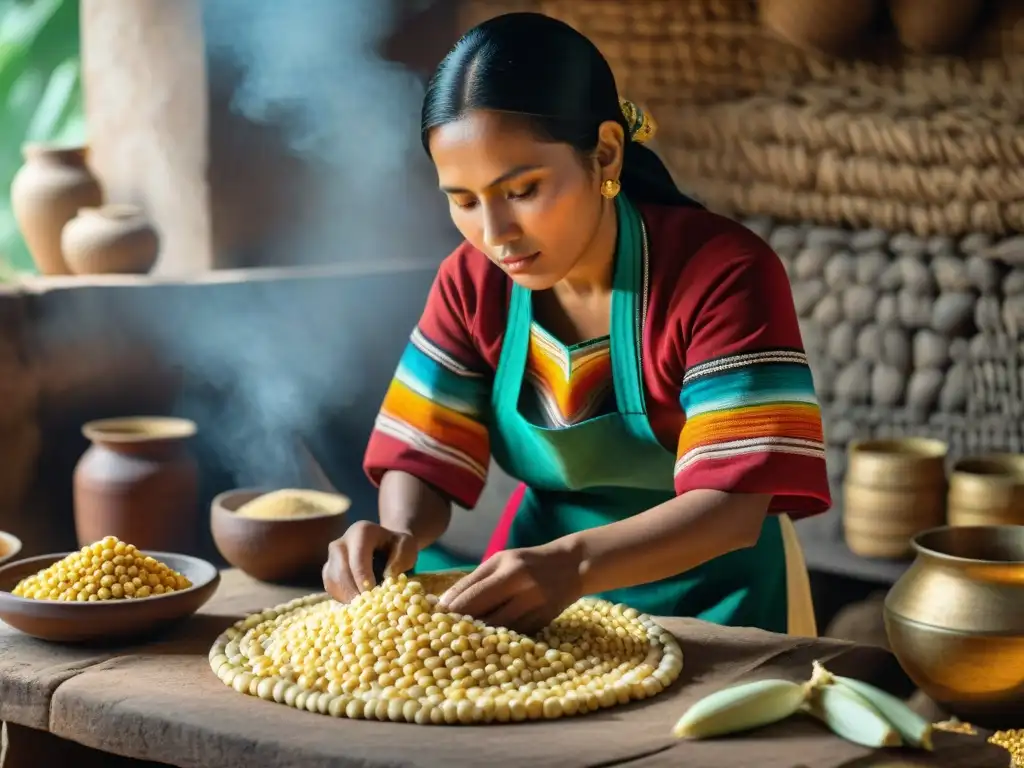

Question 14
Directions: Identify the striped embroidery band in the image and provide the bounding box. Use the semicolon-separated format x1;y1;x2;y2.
675;436;826;475
675;347;825;477
410;327;486;379
682;349;808;386
376;326;492;481
374;412;488;482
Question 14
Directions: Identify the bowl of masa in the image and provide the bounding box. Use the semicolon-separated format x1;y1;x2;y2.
211;488;350;585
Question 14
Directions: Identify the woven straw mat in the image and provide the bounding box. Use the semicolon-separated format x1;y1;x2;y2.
458;0;1024;236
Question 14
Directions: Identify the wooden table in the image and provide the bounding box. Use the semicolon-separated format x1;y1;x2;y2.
0;570;1009;767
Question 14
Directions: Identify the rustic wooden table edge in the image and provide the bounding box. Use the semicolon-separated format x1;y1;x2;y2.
1;570;1009;768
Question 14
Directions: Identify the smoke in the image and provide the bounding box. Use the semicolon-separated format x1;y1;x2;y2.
156;1;454;493
202;0;453;265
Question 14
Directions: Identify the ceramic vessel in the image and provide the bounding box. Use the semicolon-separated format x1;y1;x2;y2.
0;532;22;567
843;438;948;559
885;525;1024;728
889;0;985;54
62;204;159;275
73;417;199;552
0;551;218;643
759;0;881;55
10;143;102;275
211;488;350;585
948;454;1024;528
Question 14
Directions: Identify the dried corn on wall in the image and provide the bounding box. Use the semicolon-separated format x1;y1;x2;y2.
457;0;1024;497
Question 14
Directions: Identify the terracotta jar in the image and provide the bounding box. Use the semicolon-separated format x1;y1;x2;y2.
843;438;948;559
885;525;1024;727
10;143;103;275
759;0;881;56
62;204;159;275
73;417;199;553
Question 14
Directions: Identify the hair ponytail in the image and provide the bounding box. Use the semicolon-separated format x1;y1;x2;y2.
621;141;702;208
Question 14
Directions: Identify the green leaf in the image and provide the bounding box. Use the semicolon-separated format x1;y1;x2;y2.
0;0;65;48
0;0;84;276
25;56;78;140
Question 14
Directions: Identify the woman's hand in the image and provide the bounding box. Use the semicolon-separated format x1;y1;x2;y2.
322;521;419;603
438;542;584;635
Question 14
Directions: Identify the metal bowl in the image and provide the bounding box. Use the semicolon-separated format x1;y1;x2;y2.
884;525;1024;728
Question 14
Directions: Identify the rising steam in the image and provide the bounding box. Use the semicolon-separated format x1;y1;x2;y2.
203;0;454;265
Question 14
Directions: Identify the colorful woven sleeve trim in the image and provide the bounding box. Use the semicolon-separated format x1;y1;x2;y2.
674;348;829;514
366;327;491;508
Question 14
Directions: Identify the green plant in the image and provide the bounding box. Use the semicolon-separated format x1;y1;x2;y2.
0;0;84;278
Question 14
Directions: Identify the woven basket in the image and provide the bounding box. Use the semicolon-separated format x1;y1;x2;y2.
456;0;1024;236
659;84;1024;235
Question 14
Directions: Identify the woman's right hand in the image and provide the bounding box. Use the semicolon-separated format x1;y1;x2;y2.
322;520;419;603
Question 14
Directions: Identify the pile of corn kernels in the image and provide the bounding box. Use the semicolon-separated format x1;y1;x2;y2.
11;536;191;601
990;729;1024;767
210;572;683;724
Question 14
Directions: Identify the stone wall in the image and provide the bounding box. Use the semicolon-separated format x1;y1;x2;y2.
742;217;1024;493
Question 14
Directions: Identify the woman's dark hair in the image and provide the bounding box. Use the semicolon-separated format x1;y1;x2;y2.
421;12;702;209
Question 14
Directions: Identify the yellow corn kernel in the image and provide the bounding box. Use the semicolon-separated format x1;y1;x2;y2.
209;573;683;725
11;536;191;602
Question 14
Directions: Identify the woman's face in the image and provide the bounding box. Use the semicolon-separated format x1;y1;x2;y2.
428;110;622;291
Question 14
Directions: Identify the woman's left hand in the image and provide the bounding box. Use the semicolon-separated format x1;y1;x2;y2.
438;542;584;635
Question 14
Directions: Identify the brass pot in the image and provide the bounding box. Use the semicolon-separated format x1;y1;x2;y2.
948;454;1024;528
884;525;1024;728
843;438;948;559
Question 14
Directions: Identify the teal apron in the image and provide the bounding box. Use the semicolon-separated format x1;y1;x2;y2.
417;196;788;632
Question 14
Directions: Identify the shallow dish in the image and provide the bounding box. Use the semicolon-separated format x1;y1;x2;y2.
0;531;22;567
211;488;349;585
0;551;220;643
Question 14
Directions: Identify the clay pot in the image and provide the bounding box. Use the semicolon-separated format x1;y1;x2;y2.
0;531;22;567
73;417;199;552
0;551;219;643
885;525;1024;728
61;204;159;275
889;0;986;54
211;488;349;585
842;438;948;559
10;143;103;275
759;0;881;56
947;454;1024;528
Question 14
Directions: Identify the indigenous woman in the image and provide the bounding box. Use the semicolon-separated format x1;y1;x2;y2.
323;12;830;635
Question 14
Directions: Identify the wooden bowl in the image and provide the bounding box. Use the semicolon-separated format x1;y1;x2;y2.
210;488;349;585
0;532;23;567
0;551;220;643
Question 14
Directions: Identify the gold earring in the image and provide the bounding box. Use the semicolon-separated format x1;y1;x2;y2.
601;178;621;199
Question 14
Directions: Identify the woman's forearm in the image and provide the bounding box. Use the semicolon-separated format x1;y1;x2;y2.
378;470;453;550
555;490;772;596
